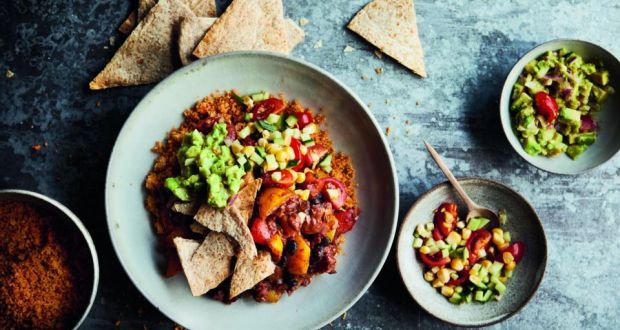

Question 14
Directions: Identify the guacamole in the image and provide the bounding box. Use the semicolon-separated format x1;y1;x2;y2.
164;123;245;208
510;48;614;159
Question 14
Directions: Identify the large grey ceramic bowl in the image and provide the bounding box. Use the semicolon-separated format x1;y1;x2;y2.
396;178;546;327
0;189;99;329
500;39;620;174
105;52;398;329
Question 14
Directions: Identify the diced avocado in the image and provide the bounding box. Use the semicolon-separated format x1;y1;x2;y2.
566;144;589;160
524;59;538;74
523;135;543;156
164;177;191;202
534;60;551;78
589;70;610;86
210;159;228;175
449;293;462;304
524;80;545;94
566;53;584;69
568;132;597;145
189;129;204;146
466;217;490;231
581;63;597;75
198;148;217;177
185;145;201;158
511;83;525;100
578;79;593;104
558;107;581;128
591;85;610;103
511;92;532;111
536;127;556;147
207;173;229;208
225;165;244;194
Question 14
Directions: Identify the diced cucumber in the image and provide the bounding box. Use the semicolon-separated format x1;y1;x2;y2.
244;113;253;122
285;115;298;127
449;293;462;304
257;120;277;132
249;152;264;165
250;91;269;101
255;146;267;158
232;92;245;104
492;278;507;295
265;113;281;125
238;125;252;139
474;290;485;302
412;237;424;248
466;217;490;231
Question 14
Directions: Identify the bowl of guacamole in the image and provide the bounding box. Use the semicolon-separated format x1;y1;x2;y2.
500;39;620;174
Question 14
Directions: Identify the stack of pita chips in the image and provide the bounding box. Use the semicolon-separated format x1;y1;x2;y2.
90;0;304;90
348;0;427;77
172;176;276;299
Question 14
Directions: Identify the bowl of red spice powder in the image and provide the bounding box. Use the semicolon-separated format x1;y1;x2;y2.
0;189;99;330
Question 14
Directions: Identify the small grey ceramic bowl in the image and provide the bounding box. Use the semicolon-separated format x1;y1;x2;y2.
0;189;99;329
396;177;547;327
500;39;620;174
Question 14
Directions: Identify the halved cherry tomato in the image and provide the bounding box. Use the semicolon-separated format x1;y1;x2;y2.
320;177;347;210
296;111;314;128
252;98;286;120
504;241;525;263
250;217;273;245
334;208;359;236
432;228;444;241
419;251;450;267
466;229;492;264
434;210;456;237
263;170;295;189
438;202;458;218
534;92;559;123
305;145;328;167
301;172;324;198
447;269;470;286
289;138;305;171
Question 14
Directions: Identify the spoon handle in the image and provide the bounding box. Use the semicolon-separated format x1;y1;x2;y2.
424;141;478;211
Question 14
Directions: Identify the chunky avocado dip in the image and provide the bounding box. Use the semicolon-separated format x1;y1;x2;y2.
510;48;614;159
164;123;245;208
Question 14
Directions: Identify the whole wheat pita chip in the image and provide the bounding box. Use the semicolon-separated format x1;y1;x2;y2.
118;10;137;35
139;0;216;20
172;200;200;215
194;204;257;258
89;0;195;90
231;177;262;224
229;250;276;298
173;233;235;296
348;0;426;77
178;16;217;65
193;0;289;58
284;18;305;50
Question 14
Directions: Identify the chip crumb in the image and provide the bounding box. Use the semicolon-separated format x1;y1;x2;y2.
416;101;420;106
114;320;121;327
96;101;101;107
374;50;383;59
103;45;109;50
31;144;42;151
342;311;347;320
299;17;309;26
367;102;373;108
44;141;49;147
361;74;369;80
5;69;14;78
313;40;323;49
385;99;390;104
174;325;186;330
385;127;392;136
109;36;116;47
375;67;383;75
343;45;356;53
405;119;411;125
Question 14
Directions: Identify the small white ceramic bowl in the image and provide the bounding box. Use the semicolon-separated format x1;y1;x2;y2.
500;39;620;174
0;189;99;329
105;51;398;329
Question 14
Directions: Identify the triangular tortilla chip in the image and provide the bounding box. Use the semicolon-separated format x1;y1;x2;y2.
193;0;289;58
118;10;137;35
178;16;217;66
174;232;235;296
89;0;195;90
347;0;426;77
231;177;262;224
284;18;305;50
229;251;275;298
139;0;216;20
194;204;257;258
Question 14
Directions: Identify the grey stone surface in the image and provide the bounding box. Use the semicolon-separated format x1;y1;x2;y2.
1;0;619;329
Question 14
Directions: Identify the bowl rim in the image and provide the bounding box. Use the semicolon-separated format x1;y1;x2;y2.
396;176;547;327
0;189;100;329
499;38;620;175
104;50;399;329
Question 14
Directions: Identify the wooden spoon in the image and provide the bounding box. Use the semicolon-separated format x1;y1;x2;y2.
424;141;499;225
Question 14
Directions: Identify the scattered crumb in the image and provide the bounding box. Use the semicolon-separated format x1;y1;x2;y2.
374;50;383;59
367;102;373;108
299;17;309;26
5;69;14;78
416;101;420;106
342;311;347;320
96;101;101;107
375;67;383;75
313;40;323;49
114;320;121;327
44;141;48;147
405;119;411;125
174;325;186;330
361;74;369;80
103;45;109;50
385;99;390;104
31;144;42;151
109;36;116;47
343;45;356;53
385;127;392;136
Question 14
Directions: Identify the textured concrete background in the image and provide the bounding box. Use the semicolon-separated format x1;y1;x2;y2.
1;0;619;329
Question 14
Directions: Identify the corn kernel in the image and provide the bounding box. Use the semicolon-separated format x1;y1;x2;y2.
456;221;465;229
506;261;516;271
462;228;472;240
419;246;430;254
437;268;451;283
431;266;440;274
425;222;435;231
231;142;244;155
481;260;492;269
295;172;306;184
492;228;504;236
441;286;454;297
502;252;514;264
455;286;463;293
257;138;268;147
299;145;308;155
424;271;434;282
294;189;310;201
450;258;464;271
469;268;478;276
275;150;288;162
242;146;255;156
499;276;508;284
266;144;280;154
261;130;271;139
286;146;295;159
445;231;462;245
497;242;509;251
432;278;444;288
